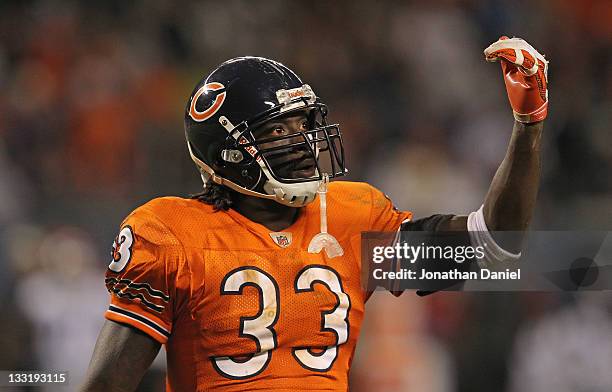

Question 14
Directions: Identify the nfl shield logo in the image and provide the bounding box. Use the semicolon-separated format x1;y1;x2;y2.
269;232;292;248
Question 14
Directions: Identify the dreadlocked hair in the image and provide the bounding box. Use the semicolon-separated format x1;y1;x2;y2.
190;177;234;211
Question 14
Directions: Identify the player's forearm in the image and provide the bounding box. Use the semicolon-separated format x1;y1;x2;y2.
483;120;543;234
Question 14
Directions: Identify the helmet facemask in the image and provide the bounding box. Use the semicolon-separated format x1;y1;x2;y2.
206;85;346;207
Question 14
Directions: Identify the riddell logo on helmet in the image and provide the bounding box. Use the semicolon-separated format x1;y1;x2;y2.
189;82;226;122
287;90;305;98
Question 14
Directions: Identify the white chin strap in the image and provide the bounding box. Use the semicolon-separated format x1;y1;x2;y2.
260;165;319;207
263;177;319;207
188;142;319;207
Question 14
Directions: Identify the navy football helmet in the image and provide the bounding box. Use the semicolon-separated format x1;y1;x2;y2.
184;57;346;207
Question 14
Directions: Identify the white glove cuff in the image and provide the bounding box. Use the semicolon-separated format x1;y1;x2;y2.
467;205;521;269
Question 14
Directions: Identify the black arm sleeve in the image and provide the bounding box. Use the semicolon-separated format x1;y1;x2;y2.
400;214;457;232
400;215;475;296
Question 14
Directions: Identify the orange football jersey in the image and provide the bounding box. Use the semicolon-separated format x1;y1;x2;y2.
105;181;412;391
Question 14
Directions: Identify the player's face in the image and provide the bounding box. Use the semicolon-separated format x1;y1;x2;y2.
254;110;318;179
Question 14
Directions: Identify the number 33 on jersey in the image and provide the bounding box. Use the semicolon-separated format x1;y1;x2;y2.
104;182;411;391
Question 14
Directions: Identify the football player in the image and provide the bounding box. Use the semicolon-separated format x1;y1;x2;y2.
81;36;548;391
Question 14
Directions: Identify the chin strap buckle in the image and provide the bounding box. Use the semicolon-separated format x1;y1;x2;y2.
307;174;344;258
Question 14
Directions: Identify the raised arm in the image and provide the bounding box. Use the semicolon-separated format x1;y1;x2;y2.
482;121;543;238
80;320;161;392
439;121;543;241
438;36;548;253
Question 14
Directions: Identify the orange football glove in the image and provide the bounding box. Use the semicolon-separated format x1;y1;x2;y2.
484;36;549;123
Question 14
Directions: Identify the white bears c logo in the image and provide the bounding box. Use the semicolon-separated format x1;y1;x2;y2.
108;226;134;273
189;82;226;122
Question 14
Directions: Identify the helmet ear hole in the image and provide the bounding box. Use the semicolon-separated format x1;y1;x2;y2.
241;169;256;183
211;159;225;171
214;160;262;191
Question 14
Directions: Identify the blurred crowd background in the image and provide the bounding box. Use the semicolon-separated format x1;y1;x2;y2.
1;0;611;391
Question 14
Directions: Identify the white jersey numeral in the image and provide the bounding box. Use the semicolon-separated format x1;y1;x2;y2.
212;265;350;379
108;226;134;273
212;267;279;379
293;266;351;371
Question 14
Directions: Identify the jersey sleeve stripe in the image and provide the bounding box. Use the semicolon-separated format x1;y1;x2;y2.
105;277;170;302
107;304;171;341
107;287;166;313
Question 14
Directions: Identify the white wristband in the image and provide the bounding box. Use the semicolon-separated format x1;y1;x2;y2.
467;205;521;269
